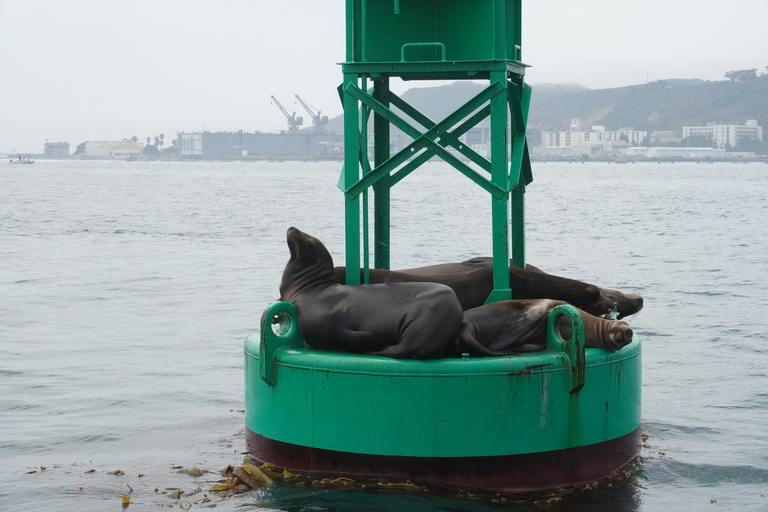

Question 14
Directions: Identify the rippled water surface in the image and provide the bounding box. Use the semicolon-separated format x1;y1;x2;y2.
1;159;767;511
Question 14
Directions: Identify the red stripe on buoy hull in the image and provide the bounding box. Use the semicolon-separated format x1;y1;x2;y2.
245;427;640;492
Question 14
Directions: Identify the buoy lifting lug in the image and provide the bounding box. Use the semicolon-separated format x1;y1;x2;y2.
546;304;586;393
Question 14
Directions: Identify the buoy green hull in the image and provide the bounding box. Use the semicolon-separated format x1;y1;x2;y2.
244;302;641;491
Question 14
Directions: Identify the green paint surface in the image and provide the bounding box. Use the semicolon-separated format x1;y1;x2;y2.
245;302;641;458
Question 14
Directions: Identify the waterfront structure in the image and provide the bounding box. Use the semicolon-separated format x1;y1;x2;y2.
83;140;143;159
624;147;758;159
177;133;203;157
177;131;342;160
113;142;144;159
539;130;557;148
624;147;725;159
43;141;70;159
649;131;682;145
682;120;763;149
539;120;647;155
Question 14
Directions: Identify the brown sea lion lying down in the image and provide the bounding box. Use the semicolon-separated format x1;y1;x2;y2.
335;258;643;319
454;299;634;357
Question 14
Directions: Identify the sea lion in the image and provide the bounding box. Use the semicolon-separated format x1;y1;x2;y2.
279;227;464;359
595;287;644;319
334;258;643;318
454;299;634;357
524;263;643;319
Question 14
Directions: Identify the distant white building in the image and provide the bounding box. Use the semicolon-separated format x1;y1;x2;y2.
539;131;558;148
682;120;763;149
539;119;647;154
84;140;143;158
113;143;144;159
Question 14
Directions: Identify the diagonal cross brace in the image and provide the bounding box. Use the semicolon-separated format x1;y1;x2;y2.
342;84;483;193
389;93;492;174
507;82;533;189
340;80;510;199
348;81;501;188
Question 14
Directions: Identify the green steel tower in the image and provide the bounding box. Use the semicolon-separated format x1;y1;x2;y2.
244;1;642;491
340;0;532;304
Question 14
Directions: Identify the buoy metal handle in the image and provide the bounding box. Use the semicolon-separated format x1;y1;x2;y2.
400;42;447;62
260;301;304;386
546;304;586;394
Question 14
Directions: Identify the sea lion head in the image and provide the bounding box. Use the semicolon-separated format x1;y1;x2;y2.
280;227;337;300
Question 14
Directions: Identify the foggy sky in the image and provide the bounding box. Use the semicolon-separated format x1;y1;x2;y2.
1;0;766;154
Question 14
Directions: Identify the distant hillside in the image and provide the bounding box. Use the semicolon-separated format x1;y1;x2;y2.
326;77;768;135
529;78;768;132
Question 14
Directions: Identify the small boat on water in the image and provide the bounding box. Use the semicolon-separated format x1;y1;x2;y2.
10;157;34;164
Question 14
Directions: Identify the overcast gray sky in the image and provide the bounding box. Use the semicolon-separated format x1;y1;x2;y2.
1;0;766;154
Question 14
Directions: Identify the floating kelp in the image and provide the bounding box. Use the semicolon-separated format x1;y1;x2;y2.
209;460;275;493
177;467;205;476
207;459;432;495
20;456;641;508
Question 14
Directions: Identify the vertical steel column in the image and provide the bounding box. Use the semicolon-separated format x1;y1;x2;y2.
343;0;362;284
360;77;370;284
509;74;530;270
486;71;512;303
372;78;391;270
510;177;526;269
343;73;361;285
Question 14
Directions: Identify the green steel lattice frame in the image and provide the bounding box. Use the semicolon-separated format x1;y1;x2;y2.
340;0;533;304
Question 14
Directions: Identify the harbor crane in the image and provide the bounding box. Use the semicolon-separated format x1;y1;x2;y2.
295;95;329;134
270;96;304;132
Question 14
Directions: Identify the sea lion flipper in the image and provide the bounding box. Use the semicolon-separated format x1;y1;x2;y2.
605;321;634;350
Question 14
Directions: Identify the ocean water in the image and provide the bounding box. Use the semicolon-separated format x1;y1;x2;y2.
1;159;767;511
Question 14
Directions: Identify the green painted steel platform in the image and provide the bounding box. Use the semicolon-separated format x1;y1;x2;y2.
244;301;641;491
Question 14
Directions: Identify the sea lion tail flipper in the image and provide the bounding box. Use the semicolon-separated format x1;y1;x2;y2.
606;321;634;350
453;321;498;357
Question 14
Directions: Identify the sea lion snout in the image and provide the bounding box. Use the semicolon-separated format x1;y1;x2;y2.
286;227;323;263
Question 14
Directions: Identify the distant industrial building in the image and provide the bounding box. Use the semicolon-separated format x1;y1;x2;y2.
177;131;343;160
682;120;763;149
43;141;70;158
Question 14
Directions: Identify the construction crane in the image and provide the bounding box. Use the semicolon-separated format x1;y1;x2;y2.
271;96;304;132
295;95;329;134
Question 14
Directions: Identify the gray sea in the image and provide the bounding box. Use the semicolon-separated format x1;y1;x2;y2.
1;159;767;511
